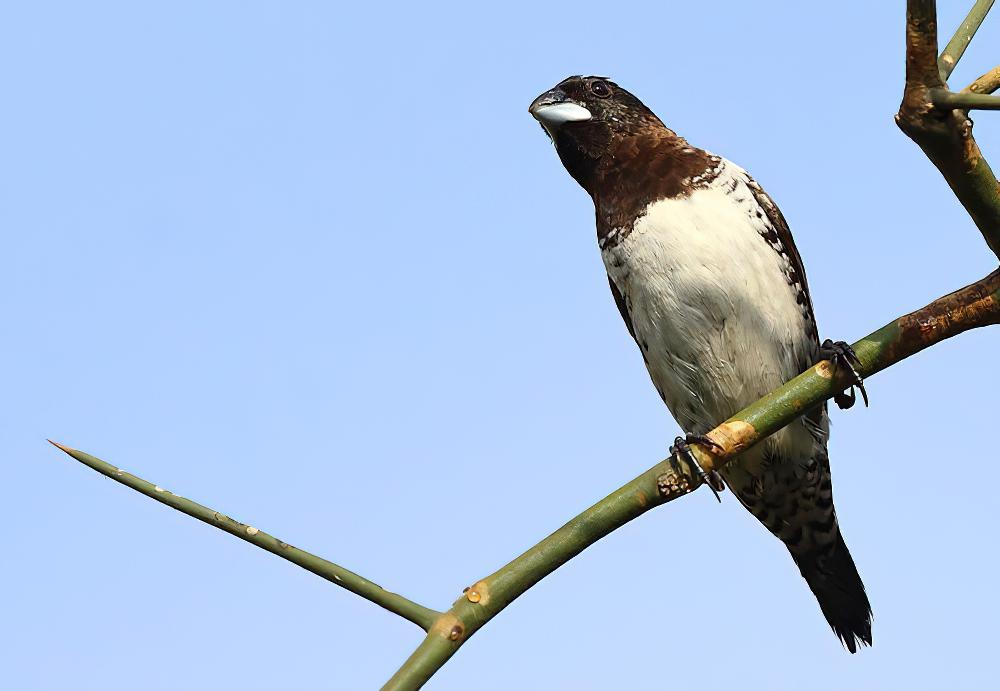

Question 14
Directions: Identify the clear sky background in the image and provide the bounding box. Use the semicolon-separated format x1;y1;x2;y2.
4;2;999;689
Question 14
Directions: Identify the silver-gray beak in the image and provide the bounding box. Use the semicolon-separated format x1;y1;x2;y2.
529;88;592;140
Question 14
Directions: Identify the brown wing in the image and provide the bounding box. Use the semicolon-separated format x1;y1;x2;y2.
607;276;637;342
607;275;653;368
743;176;820;348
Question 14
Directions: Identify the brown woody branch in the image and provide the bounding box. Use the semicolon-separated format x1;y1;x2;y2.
898;1;1000;261
965;65;1000;94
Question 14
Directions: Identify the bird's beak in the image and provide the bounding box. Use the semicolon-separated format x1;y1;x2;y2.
529;88;592;141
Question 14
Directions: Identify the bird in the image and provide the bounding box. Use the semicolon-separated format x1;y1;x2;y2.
528;75;872;652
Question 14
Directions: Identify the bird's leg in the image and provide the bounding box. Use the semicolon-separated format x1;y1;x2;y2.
819;339;869;409
683;433;728;495
670;434;724;503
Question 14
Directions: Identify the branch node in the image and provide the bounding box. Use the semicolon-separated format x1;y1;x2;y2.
464;581;489;605
428;613;465;641
656;469;695;499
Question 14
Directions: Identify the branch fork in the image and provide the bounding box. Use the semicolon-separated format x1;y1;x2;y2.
898;0;1000;260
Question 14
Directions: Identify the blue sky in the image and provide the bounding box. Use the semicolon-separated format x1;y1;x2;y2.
4;2;999;689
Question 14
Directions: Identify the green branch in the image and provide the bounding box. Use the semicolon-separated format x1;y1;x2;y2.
939;0;995;81
383;269;1000;689
693;270;1000;469
47;441;440;632
931;89;1000;110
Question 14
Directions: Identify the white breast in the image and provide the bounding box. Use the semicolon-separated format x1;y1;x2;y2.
602;162;815;453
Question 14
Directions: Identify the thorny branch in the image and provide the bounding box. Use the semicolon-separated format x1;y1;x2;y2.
50;2;1000;689
52;264;1000;690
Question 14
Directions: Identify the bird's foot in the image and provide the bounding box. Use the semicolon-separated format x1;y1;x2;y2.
669;434;724;503
819;339;869;410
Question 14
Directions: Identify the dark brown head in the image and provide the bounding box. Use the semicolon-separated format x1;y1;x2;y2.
528;76;665;192
530;76;721;245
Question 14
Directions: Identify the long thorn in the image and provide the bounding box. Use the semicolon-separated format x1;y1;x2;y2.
47;441;441;631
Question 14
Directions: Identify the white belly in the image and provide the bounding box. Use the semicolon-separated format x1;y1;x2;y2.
601;164;815;453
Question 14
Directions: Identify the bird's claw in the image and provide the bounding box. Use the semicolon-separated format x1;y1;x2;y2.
670;435;724;503
820;339;869;409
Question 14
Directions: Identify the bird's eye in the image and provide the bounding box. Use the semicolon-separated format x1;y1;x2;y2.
590;80;612;98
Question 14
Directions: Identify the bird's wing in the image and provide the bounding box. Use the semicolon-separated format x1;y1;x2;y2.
607;275;637;343
741;174;820;349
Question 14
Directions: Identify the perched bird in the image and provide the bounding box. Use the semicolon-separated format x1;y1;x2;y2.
529;76;872;652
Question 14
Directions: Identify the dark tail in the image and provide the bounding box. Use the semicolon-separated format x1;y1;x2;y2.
792;532;872;653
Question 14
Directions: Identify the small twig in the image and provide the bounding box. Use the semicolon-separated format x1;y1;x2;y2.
932;89;1000;109
965;65;1000;94
47;441;441;631
939;0;995;81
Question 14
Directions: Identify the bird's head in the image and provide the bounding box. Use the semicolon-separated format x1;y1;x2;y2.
529;76;663;188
